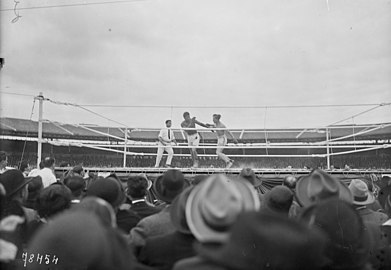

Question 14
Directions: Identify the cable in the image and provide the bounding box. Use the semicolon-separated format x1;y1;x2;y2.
263;107;269;155
19;98;36;167
0;91;36;97
77;103;390;109
327;104;385;127
0;0;149;12
44;97;128;127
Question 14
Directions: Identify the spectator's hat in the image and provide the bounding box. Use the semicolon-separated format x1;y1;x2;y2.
153;169;188;203
37;183;72;218
186;174;260;243
27;211;131;270
300;199;370;270
0;169;33;197
198;211;328;270
64;175;86;194
170;186;193;234
86;177;124;208
296;169;352;206
348;179;375;205
264;185;293;215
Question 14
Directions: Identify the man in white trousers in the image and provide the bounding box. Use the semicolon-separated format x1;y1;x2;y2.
155;120;177;168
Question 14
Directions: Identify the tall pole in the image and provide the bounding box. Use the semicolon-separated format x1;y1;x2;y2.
37;92;44;167
123;128;128;168
326;127;330;170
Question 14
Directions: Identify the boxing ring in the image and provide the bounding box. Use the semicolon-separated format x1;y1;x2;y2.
25;92;390;186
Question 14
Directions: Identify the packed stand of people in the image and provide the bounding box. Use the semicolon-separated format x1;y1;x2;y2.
1;150;391;270
5;150;391;170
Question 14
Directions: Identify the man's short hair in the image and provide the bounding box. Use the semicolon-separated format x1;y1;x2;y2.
213;114;221;120
183;112;190;118
42;157;55;168
0;151;7;162
165;120;171;125
127;176;148;199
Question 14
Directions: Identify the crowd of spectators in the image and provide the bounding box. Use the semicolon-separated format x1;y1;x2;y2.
4;151;391;170
1;150;391;270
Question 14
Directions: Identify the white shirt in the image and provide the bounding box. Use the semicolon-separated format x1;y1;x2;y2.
158;128;175;143
37;168;57;188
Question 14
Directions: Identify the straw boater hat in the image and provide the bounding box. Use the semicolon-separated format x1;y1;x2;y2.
186;174;260;243
348;179;375;206
295;169;352;207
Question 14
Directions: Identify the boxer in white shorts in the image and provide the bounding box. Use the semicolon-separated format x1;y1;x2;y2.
207;114;238;168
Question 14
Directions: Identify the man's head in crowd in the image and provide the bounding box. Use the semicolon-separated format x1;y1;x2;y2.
64;175;86;201
263;185;293;216
0;151;8;170
239;167;257;185
19;161;29;173
26;176;44;208
283;175;297;190
348;179;375;207
37;182;72;219
42;157;55;169
300;199;370;270
153;169;188;204
76;197;117;228
295;169;352;207
127;175;148;200
0;170;33;205
85;177;125;211
72;165;84;177
186;174;260;243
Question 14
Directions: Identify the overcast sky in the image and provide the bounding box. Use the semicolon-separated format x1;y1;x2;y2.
1;0;390;130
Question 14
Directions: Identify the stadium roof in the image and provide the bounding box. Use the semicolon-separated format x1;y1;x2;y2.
1;117;391;143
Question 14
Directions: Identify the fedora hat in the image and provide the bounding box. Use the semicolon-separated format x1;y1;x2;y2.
153;169;188;203
198;211;328;270
348;179;375;205
169;186;193;234
0;170;33;198
296;169;352;207
186;174;260;243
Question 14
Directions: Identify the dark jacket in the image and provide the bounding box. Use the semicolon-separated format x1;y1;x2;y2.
130;200;161;219
116;208;141;234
